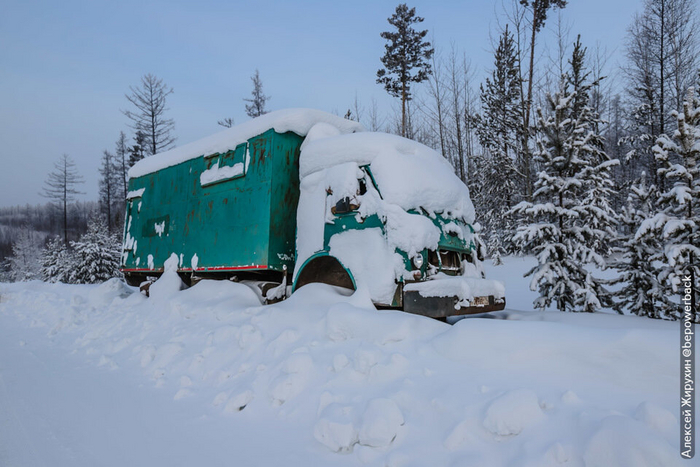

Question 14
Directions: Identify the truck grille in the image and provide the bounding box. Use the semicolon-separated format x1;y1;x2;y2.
428;249;462;275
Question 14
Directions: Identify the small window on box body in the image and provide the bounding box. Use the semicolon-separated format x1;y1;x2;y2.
201;143;248;187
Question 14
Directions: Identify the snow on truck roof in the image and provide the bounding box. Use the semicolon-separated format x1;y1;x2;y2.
128;108;364;179
300;131;475;222
127;107;473;223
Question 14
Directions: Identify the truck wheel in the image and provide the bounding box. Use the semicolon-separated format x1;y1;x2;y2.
293;255;355;292
123;272;142;287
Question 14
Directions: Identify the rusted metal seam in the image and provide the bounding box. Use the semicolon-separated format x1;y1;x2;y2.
120;265;268;273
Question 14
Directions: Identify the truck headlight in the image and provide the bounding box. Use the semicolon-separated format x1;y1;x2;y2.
412;254;424;269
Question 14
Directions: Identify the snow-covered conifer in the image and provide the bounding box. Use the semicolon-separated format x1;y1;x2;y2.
8;228;41;282
376;4;434;137
244;70;270;118
635;87;700;320
610;172;661;317
568;37;619;257
69;219;122;284
40;237;74;283
476;25;522;257
128;131;147;168
512;39;616;312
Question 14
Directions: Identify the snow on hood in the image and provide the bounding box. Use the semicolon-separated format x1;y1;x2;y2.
295;130;478;304
129;109;364;179
300;132;475;222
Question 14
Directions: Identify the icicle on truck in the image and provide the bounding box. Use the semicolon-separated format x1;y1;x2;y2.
120;109;505;318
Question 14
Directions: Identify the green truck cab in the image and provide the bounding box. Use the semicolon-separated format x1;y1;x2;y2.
121;109;505;318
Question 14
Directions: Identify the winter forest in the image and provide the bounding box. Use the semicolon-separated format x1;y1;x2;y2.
2;0;699;322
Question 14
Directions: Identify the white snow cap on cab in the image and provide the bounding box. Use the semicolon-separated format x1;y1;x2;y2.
301;131;475;222
128;109;364;179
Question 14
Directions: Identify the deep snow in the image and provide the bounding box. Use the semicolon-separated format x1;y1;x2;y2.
0;257;687;466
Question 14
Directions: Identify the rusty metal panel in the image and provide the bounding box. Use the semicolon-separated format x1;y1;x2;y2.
403;291;506;318
121;129;303;277
403;291;456;318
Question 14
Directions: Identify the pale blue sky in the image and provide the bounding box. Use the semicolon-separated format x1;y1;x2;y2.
0;0;648;206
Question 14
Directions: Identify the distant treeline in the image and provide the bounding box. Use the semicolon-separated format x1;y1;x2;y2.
0;201;98;263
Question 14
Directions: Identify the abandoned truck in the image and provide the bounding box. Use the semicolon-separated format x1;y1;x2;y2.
120;109;505;318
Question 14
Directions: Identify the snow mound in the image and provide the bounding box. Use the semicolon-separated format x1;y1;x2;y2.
583;415;681;467
177;279;262;309
0;264;683;466
633;401;677;435
482;389;544;436
269;352;315;406
224;390;254;413
358;398;404;448
444;419;478;450
325;302;444;345
327;228;403;305
87;278;132;306
314;403;359;453
129;109;363;178
149;253;186;299
300;121;343;150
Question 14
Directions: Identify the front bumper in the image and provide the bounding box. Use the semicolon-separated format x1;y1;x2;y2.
402;275;506;318
403;292;505;318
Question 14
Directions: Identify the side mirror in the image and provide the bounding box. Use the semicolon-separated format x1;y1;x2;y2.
333;197;351;214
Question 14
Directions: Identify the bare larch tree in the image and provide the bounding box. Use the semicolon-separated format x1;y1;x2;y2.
518;0;568;200
123;74;176;156
41;154;85;244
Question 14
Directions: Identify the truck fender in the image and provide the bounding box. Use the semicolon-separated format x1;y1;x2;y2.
292;252;356;293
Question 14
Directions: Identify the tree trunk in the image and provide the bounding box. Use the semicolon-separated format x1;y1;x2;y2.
401;83;407;137
522;7;539;202
63;158;68;244
659;0;666;137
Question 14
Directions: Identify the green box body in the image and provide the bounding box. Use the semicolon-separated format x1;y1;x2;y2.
121;129;302;281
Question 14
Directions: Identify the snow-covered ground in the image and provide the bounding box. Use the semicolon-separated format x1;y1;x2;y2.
0;257;686;466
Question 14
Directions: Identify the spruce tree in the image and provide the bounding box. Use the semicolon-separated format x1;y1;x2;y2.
69;219;122;284
8;228;41;282
635;87;700;320
476;24;522;257
40;236;74;283
376;3;434;137
610;172;661;317
244;70;270;118
568;37;619;258
128;131;147;168
512;40;615;313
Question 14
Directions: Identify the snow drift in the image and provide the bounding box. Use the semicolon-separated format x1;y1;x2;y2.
0;270;683;467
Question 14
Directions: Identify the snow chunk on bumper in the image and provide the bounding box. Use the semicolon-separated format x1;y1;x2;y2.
404;273;505;307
